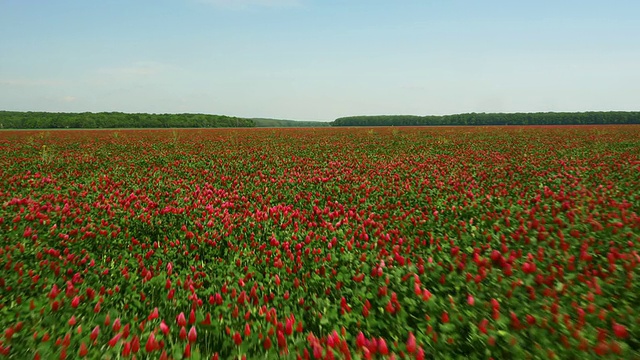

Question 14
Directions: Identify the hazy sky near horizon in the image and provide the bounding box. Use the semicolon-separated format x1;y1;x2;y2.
1;1;639;121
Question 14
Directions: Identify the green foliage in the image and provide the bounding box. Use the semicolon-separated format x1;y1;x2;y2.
332;111;640;126
0;111;255;129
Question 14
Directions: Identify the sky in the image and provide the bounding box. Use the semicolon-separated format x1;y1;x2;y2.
1;0;639;121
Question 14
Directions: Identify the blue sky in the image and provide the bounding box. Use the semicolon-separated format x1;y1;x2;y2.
1;0;638;121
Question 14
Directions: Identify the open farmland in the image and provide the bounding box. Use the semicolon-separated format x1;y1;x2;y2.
1;126;639;359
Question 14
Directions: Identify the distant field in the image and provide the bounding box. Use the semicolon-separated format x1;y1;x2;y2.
251;118;331;127
1;126;639;359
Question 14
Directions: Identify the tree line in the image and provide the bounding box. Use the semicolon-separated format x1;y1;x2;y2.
3;110;639;129
331;112;640;126
0;111;254;129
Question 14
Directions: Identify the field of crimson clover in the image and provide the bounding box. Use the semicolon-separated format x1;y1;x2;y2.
0;126;639;359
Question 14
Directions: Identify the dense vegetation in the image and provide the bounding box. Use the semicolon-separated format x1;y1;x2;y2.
4;111;640;129
1;126;639;359
252;118;330;127
0;111;254;129
332;111;640;127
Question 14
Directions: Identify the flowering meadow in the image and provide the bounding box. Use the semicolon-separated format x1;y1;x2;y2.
1;126;639;359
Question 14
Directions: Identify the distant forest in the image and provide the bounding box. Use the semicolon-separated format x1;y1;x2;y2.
0;111;254;129
331;112;640;126
2;111;640;129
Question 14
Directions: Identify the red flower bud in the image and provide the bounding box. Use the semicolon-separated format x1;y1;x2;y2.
148;307;159;320
613;322;628;339
177;312;187;327
78;342;88;357
160;321;169;335
406;332;416;354
233;332;242;346
145;332;157;353
90;326;100;342
188;326;197;343
378;338;388;355
442;312;450;323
